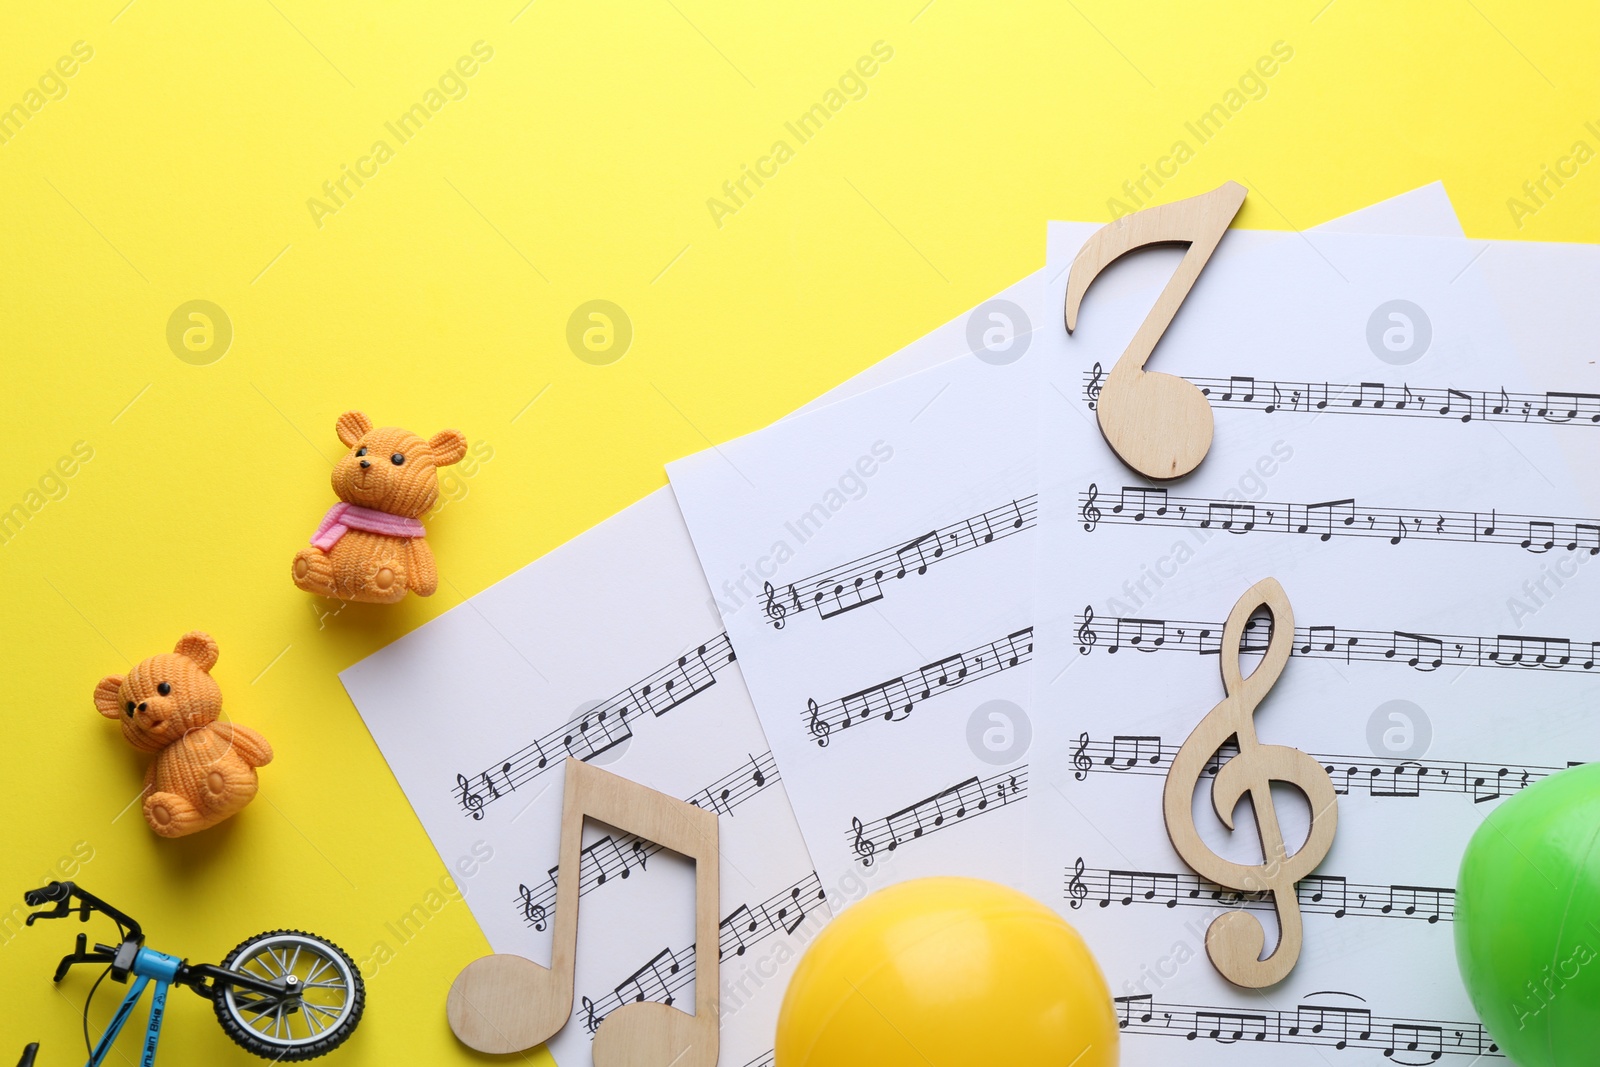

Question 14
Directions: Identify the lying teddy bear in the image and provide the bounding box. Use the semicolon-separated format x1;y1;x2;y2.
93;632;272;838
292;410;468;604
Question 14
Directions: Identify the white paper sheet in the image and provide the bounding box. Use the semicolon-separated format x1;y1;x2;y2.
1030;222;1600;1065
669;330;1042;896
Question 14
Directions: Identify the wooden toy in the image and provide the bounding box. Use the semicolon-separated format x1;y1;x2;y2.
93;632;272;839
1161;578;1338;987
1065;180;1245;480
446;759;719;1065
775;877;1116;1067
291;410;467;604
1455;761;1600;1067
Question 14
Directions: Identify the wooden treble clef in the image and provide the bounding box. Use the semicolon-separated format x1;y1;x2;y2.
1066;181;1246;480
1161;577;1337;988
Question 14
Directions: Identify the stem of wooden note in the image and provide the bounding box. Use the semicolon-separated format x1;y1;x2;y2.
446;758;720;1064
1066;180;1246;481
1161;578;1338;988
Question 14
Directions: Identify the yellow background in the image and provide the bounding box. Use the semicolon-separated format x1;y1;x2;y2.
1;1;1595;1063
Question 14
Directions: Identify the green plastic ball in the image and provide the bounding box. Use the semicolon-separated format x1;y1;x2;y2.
1455;761;1600;1067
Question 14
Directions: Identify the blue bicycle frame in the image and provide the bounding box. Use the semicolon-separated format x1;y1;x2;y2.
84;947;181;1067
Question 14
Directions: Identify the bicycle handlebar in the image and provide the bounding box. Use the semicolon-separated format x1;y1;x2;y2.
22;883;142;943
16;1043;39;1067
22;882;68;908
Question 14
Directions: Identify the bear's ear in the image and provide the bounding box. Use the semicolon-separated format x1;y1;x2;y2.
428;429;468;467
174;631;219;672
93;675;125;719
336;410;373;448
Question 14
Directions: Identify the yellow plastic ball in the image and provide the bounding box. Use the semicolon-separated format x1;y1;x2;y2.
776;877;1118;1067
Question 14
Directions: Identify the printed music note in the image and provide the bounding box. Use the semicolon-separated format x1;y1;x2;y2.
894;531;942;577
1114;486;1169;521
1542;390;1600;423
1390;631;1444;671
1298;498;1355;540
810;573;885;620
1353;381;1387;408
1203;501;1256;533
1066;182;1244;478
1162;578;1338;987
1073;732;1093;779
1110;618;1166;652
1108;734;1161;768
1222;375;1255;402
448;759;720;1064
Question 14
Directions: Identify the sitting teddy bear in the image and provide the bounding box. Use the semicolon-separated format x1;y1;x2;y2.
291;410;467;604
93;632;272;838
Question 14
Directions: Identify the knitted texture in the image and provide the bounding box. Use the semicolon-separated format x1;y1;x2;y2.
291;410;468;603
92;632;273;838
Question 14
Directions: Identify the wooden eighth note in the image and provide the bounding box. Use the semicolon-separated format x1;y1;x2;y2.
1065;180;1246;480
1161;578;1337;988
447;758;719;1064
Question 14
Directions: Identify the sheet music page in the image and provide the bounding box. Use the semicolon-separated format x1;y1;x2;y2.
667;295;1043;897
343;489;810;1067
1030;225;1600;1065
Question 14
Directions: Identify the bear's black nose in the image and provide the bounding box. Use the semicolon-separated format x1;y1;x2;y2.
359;459;371;469
137;702;148;712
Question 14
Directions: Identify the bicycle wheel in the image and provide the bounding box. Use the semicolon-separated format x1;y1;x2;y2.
212;929;365;1060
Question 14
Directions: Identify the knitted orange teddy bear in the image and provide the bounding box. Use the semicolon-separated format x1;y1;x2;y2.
93;632;272;838
291;410;467;603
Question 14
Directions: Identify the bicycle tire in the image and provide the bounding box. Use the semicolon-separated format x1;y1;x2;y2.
211;929;364;1061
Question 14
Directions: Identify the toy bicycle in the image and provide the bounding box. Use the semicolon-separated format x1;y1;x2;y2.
13;881;364;1064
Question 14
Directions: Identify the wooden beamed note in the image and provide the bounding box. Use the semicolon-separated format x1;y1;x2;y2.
1161;578;1338;988
447;758;720;1065
1066;180;1247;480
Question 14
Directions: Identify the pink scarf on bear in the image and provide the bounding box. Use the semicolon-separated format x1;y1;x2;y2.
309;502;425;551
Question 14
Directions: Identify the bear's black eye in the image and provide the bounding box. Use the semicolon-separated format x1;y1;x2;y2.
158;682;171;696
390;453;405;465
125;701;135;716
356;447;367;457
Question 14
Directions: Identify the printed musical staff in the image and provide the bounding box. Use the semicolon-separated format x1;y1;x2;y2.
1112;993;1499;1062
803;627;1034;746
453;633;739;819
580;872;827;1032
513;752;780;928
1070;731;1579;804
846;767;1026;867
1065;861;1452;924
763;497;1037;629
1074;606;1600;674
1082;365;1600;430
1080;483;1600;557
